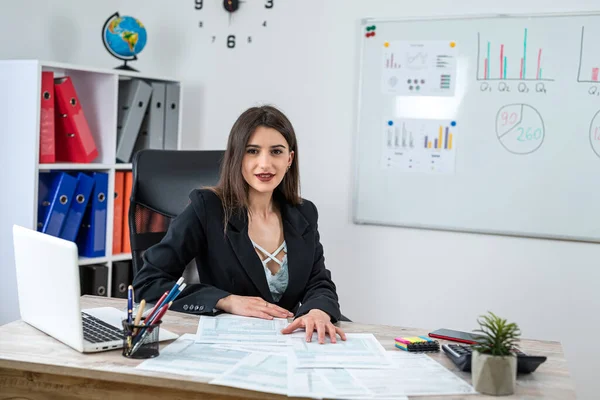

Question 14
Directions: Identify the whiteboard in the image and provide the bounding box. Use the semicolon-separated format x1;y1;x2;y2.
352;13;600;243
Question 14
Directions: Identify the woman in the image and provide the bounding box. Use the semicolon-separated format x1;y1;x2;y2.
132;105;346;344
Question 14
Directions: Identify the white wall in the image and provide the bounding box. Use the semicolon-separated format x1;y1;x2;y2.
1;0;598;398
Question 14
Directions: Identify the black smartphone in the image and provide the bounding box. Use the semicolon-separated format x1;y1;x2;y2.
428;328;485;344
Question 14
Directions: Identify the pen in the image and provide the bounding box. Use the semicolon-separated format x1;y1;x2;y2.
147;277;184;322
148;300;172;325
163;277;185;304
127;285;133;324
170;283;186;303
127;285;133;349
145;291;168;322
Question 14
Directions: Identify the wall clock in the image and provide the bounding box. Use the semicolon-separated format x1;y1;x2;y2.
194;0;274;49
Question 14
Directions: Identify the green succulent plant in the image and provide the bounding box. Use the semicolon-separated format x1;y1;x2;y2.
472;311;521;356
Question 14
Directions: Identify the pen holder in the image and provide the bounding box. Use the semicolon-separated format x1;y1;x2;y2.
122;317;161;359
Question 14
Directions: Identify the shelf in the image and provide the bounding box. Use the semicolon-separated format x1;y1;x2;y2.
112;253;133;262
38;163;133;171
37;60;180;82
39;163;114;170
0;59;183;312
78;256;109;266
78;253;133;265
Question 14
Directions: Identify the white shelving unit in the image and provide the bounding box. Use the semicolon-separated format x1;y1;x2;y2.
0;60;183;312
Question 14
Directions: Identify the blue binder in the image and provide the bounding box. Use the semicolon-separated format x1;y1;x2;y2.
38;172;78;237
59;172;95;242
37;172;57;231
76;172;108;257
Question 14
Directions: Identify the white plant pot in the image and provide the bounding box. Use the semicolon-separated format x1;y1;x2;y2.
472;350;517;396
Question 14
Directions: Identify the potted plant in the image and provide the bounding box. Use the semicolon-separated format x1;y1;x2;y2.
471;311;521;396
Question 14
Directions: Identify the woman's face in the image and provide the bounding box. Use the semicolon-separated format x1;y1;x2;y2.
242;126;294;195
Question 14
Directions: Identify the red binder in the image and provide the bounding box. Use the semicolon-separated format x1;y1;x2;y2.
39;71;55;163
112;171;125;254
54;77;99;163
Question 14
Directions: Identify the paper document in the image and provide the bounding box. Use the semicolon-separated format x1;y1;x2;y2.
317;368;372;397
136;334;252;378
287;367;333;399
210;353;288;396
211;343;289;354
289;333;394;369
196;314;291;345
348;350;475;397
289;367;409;400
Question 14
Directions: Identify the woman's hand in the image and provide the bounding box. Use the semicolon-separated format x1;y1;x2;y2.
216;295;293;320
281;309;347;344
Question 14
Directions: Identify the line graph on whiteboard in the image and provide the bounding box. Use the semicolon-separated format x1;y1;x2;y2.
381;40;457;96
406;51;428;67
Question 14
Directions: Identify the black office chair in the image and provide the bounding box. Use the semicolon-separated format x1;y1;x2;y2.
129;149;351;322
128;149;225;277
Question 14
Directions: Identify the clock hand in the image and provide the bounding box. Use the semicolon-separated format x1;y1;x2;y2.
223;0;239;27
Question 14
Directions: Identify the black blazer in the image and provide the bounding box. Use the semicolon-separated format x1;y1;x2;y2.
132;189;342;322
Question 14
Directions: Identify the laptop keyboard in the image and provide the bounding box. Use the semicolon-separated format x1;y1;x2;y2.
82;312;124;343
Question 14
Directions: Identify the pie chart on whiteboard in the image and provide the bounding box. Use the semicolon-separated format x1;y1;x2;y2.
589;110;600;158
495;104;545;154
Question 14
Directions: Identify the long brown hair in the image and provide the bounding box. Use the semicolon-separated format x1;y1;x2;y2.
210;105;301;229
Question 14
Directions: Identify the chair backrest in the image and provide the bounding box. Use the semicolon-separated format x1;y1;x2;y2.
129;149;225;277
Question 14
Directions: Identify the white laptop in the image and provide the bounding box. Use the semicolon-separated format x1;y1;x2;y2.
12;224;178;353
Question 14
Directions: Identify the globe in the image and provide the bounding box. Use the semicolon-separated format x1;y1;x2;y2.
102;13;147;71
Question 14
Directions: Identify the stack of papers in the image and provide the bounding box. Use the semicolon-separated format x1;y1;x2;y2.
136;314;475;399
195;314;291;345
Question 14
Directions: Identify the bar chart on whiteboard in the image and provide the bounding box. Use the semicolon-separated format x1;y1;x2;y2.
381;118;457;174
577;26;600;83
476;28;553;82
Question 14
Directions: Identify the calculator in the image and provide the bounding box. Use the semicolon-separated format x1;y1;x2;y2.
442;343;547;374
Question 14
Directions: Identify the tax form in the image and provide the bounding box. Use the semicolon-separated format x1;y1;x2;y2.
195;314;291;345
289;332;394;369
287;367;333;399
288;367;409;399
317;368;372;398
210;353;289;396
136;334;252;378
211;343;289;354
347;350;476;397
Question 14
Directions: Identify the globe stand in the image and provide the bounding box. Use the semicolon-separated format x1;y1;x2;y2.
114;60;138;72
102;12;146;74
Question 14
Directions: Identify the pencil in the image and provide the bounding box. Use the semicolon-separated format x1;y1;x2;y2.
132;299;145;336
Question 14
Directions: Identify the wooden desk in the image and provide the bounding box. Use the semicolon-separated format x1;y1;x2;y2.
0;296;575;399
